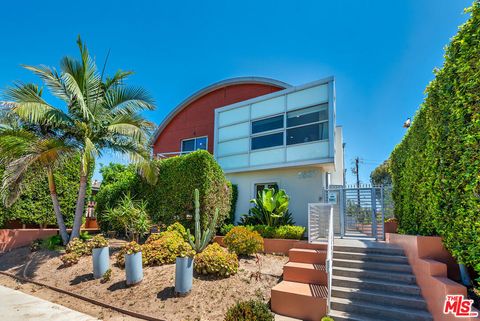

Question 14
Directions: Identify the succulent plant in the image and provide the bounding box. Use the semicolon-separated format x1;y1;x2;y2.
187;188;219;253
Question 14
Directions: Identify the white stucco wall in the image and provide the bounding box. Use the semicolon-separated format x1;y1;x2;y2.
226;166;327;228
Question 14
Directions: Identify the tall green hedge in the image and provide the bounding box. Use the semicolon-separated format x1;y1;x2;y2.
0;157;88;228
390;3;480;272
95;150;232;232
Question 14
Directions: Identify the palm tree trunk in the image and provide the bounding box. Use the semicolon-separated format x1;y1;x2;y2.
47;169;69;245
70;174;88;240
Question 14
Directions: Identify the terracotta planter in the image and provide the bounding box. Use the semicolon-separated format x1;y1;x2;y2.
384;221;398;233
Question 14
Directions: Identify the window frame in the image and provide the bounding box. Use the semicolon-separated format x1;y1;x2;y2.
180;136;209;153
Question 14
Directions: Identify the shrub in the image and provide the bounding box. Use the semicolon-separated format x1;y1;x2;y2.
142;231;193;266
41;235;63;250
30;239;42;252
0;156;90;228
96;150;232;233
224;300;274;321
220;224;235;236
101;268;112;284
60;253;80;267
274;225;305;240
116;241;142;268
226;183;238;224
79;231;92;241
167;222;189;242
389;3;480;274
103;193;151;242
66;238;90;256
145;232;162;244
89;234;109;249
194;243;238;277
239;188;292;227
224;226;263;255
251;225;276;238
321;317;335;321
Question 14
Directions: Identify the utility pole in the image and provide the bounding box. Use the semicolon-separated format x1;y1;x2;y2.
355;157;360;188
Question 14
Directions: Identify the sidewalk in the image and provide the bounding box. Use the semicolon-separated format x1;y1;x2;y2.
0;285;99;321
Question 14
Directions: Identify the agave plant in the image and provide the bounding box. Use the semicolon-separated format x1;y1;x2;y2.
187;189;219;253
240;188;294;227
0;37;157;242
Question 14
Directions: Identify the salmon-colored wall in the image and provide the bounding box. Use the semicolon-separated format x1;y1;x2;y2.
387;233;479;321
0;229;58;252
153;83;283;155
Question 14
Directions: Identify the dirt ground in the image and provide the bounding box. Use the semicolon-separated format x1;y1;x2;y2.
0;246;288;321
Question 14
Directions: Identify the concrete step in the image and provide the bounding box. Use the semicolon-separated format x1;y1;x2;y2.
271;281;327;321
331;286;427;310
329;310;384;321
333;251;409;264
283;262;327;285
333;258;412;273
331;297;433;321
288;248;326;264
334;245;404;256
333;266;416;284
332;275;421;296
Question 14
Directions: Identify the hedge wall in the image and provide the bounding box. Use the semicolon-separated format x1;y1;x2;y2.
0;157;88;228
95;150;232;231
390;3;480;272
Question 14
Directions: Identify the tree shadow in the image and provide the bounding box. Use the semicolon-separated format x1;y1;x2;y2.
0;248;61;279
156;286;175;301
107;280;127;292
70;273;94;285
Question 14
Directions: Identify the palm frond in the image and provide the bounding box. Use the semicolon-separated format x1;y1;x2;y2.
104;86;155;115
22;65;70;102
104;70;134;91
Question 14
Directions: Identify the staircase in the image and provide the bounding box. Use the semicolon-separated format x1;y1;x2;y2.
329;241;433;321
271;243;329;321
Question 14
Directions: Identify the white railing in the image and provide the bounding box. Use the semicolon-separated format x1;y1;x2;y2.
155;151;191;159
308;203;331;243
326;206;334;313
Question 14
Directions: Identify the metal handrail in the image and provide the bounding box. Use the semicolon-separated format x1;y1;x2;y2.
326;206;334;313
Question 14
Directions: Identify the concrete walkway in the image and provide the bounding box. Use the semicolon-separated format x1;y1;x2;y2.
0;285;99;321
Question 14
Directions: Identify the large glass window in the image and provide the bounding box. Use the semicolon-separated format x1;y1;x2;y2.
286;104;328;145
252;115;284;134
251;132;283;150
254;182;279;197
181;136;208;152
249;104;328;151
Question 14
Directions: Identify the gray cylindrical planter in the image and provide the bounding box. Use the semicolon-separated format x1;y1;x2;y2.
92;247;110;279
175;256;193;296
125;252;143;286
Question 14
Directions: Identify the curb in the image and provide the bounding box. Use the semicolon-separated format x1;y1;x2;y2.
0;271;167;321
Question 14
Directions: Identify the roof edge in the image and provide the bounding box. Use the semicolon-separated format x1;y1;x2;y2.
150;77;291;145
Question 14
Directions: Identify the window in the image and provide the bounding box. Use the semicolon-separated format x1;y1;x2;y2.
181;136;208;152
254;182;279;197
286;104;328;145
251;115;284;150
249;104;329;151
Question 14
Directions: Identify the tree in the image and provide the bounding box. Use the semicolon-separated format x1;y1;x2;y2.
1;36;157;242
0;102;74;244
370;160;392;186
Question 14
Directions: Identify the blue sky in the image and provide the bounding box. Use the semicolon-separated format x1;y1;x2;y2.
0;0;472;184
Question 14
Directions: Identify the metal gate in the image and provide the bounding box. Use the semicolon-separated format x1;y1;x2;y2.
324;185;393;240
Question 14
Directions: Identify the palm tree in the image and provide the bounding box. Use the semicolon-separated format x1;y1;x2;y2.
0;95;74;244
1;37;157;242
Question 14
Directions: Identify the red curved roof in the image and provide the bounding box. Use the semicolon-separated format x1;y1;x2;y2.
152;77;290;155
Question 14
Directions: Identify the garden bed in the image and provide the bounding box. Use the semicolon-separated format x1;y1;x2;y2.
0;246;287;321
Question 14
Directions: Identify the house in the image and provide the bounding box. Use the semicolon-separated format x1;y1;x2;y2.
151;77;344;228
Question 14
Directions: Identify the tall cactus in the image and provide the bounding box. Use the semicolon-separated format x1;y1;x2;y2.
187;188;219;253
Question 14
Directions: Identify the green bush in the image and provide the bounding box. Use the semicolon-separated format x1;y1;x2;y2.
96;150;232;233
89;234;109;249
240;188;293;227
194;243;238;277
41;235;63;250
274;225;305;240
0;156;90;228
321;317;335;321
115;241;142;267
224;300;274;321
141;230;194;266
389;3;480;274
66;237;90;256
60;252;80;267
251;225;276;238
226;183;238;224
220;224;235;236
167;222;189;241
224;226;263;255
